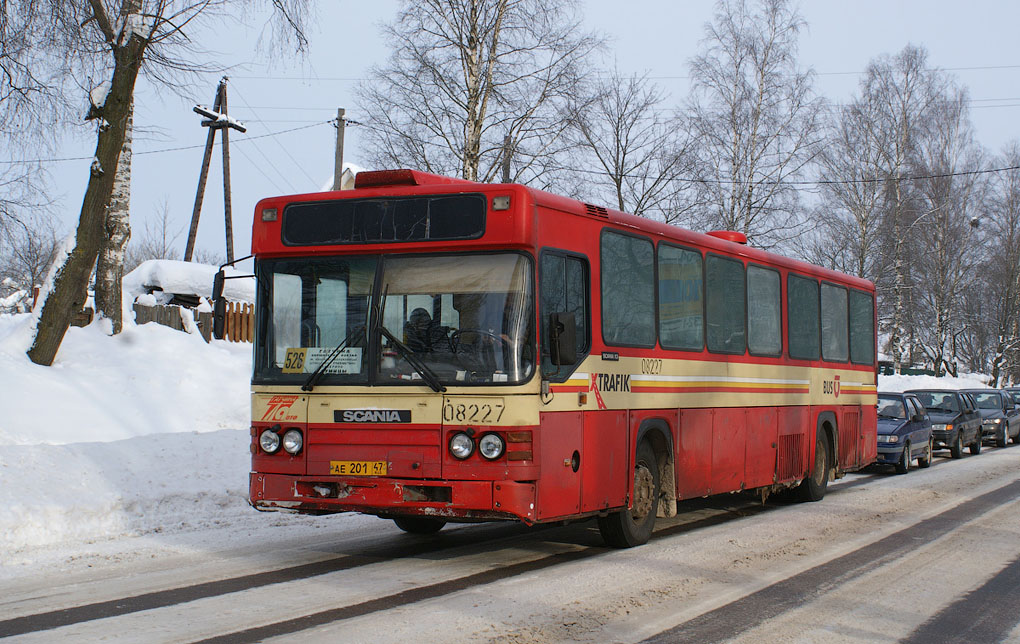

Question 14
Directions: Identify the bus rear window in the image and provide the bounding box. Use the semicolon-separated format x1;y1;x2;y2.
282;194;486;245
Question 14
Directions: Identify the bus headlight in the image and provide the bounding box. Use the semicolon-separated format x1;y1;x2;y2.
449;432;474;459
282;429;303;454
478;433;506;460
260;429;281;454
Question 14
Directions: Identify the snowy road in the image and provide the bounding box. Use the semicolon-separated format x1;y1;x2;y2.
4;445;1020;644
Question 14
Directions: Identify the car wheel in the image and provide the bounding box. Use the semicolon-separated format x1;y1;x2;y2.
895;441;911;474
918;438;933;468
597;440;660;548
393;516;446;534
997;425;1008;448
970;432;982;455
950;432;964;459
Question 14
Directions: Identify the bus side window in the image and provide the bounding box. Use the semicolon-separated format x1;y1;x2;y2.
849;289;875;365
747;265;781;356
788;274;820;360
658;244;704;351
600;231;655;347
821;283;849;362
705;254;746;354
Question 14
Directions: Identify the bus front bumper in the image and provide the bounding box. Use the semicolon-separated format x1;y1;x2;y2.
250;472;537;523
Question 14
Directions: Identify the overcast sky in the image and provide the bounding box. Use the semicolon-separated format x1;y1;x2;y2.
33;1;1020;261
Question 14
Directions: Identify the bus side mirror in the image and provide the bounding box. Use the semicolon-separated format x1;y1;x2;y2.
212;270;226;340
549;312;577;365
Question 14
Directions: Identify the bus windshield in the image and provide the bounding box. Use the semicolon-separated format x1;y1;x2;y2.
377;253;534;385
254;253;535;386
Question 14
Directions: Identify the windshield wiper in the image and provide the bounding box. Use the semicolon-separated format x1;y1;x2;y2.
877;413;903;420
378;326;447;393
369;281;446;394
301;325;366;391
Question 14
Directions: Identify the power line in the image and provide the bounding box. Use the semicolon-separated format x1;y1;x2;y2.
0;120;333;166
547;163;1020;187
231;85;320;189
229;63;1020;83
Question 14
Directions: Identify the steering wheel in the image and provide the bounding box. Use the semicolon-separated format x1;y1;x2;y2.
450;328;509;355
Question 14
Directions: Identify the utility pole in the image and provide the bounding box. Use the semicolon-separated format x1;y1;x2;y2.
220;84;235;263
333;108;346;190
184;77;247;262
502;135;512;183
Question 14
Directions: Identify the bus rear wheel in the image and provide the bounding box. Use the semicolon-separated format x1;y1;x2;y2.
598;441;660;548
393;516;446;534
797;427;830;502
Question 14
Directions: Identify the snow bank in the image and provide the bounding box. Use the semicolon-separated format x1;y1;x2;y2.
0;315;251;446
0;309;255;555
0;430;251;557
879;373;990;392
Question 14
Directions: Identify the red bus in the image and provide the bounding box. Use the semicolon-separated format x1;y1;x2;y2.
238;169;877;547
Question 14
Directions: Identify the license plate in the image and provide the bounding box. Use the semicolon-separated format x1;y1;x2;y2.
330;461;387;476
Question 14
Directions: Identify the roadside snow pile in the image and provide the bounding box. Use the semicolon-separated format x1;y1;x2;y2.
0;309;254;556
0;315;251;445
879;373;990;392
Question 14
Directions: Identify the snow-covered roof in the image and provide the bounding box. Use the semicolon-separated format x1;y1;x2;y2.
123;259;255;303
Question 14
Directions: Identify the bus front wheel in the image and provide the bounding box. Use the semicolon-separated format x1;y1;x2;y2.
598;441;660;548
393;516;446;534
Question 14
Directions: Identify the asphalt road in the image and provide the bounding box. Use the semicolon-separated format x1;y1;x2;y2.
3;444;1020;643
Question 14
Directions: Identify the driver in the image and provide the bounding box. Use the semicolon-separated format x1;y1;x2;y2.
404;308;450;352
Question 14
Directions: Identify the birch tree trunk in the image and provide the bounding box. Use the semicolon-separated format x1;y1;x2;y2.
28;2;147;366
95;101;133;333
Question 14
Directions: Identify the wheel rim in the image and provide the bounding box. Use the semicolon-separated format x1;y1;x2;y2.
902;443;910;471
631;463;655;521
926;440;932;462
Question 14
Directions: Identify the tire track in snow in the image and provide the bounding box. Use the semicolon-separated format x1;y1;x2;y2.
0;498;771;638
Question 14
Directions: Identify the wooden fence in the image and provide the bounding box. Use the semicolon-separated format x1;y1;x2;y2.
132;301;254;343
223;301;254;343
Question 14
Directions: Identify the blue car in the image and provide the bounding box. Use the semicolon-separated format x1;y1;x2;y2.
876;392;934;474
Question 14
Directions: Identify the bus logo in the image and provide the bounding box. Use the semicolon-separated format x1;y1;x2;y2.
336;409;412;423
822;375;841;398
262;395;299;421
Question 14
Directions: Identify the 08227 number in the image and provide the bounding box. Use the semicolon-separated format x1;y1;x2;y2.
443;400;505;424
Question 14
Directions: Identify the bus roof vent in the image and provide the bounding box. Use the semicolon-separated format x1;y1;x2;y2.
353;169;477;189
706;230;748;245
584;203;609;218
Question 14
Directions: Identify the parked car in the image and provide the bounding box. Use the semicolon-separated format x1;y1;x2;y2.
906;389;983;458
876;392;934;473
961;388;1020;447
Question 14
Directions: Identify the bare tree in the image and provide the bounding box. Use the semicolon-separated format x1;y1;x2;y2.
565;69;697;223
355;0;602;186
980;143;1020;385
0;1;311;365
685;0;823;249
124;196;182;271
909;84;984;376
860;45;948;372
0;214;63;313
806;91;892;280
